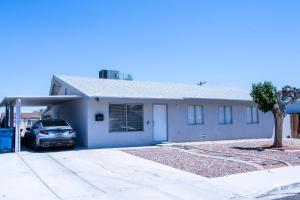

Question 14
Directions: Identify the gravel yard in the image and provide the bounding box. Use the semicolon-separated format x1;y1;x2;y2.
193;139;300;166
123;139;300;178
123;147;256;178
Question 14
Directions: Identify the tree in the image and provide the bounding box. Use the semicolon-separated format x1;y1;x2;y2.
251;82;300;148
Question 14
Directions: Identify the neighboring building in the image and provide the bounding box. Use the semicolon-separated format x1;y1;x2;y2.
0;112;41;136
285;103;300;138
48;73;274;148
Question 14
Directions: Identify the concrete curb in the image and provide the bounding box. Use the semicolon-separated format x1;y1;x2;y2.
257;182;300;198
233;181;300;199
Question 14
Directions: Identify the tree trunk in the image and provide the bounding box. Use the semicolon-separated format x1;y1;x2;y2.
272;111;284;148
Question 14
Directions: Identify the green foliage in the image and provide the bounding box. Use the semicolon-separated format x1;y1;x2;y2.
250;82;277;113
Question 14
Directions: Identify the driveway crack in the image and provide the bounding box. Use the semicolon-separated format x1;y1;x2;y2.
17;153;63;200
47;154;107;194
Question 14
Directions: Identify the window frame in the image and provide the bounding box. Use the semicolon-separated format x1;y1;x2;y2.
218;106;233;125
187;105;204;125
247;106;259;124
109;103;144;133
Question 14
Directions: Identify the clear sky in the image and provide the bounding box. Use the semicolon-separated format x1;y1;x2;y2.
0;0;299;102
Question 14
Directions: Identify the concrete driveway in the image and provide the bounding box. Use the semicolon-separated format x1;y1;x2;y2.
0;149;233;200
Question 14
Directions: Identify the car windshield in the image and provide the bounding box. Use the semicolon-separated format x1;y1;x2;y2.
42;120;69;127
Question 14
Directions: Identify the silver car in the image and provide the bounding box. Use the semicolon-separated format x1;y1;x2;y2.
25;120;76;151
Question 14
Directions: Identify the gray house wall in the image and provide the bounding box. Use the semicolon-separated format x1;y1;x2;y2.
87;98;154;148
51;83;89;147
52;99;89;147
85;98;274;148
168;101;274;142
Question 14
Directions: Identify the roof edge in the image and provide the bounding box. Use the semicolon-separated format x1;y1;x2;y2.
0;95;82;107
87;96;253;103
52;75;89;98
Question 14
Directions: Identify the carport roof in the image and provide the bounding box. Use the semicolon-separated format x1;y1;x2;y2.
0;95;81;107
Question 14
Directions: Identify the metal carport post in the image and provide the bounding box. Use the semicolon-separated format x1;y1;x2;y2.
15;98;21;152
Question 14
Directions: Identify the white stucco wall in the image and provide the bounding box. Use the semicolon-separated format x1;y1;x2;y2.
168;101;274;142
87;98;154;148
85;98;274;148
52;99;89;147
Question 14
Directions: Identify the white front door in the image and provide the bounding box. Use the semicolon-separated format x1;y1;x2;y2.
153;104;168;142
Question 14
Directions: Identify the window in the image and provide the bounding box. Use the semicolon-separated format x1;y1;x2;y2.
109;104;126;132
218;106;232;124
42;120;69;127
109;104;144;132
127;104;144;132
247;106;259;124
188;105;204;125
27;119;35;126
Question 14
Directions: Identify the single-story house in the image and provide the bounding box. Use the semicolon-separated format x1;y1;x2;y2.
48;74;274;148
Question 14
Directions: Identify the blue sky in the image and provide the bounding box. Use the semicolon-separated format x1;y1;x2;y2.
0;0;299;102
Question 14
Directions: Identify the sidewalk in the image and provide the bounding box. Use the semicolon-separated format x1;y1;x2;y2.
208;165;300;199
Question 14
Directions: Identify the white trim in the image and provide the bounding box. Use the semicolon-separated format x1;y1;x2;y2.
15;98;21;152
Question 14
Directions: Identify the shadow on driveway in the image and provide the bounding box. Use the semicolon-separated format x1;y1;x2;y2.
21;145;83;153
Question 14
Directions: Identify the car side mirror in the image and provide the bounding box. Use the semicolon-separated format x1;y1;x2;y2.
26;127;31;131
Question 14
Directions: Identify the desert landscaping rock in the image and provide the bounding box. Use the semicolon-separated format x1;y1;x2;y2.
123;147;256;178
123;139;300;178
193;139;300;166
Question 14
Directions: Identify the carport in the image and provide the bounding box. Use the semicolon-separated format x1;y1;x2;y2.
0;96;81;152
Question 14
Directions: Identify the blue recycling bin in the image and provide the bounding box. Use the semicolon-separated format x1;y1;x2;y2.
0;129;14;153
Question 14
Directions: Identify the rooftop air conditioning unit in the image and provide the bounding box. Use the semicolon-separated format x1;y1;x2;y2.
99;69;133;81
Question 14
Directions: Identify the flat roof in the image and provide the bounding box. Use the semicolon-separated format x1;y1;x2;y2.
0;95;81;107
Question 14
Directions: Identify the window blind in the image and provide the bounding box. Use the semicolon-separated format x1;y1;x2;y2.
109;104;144;132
